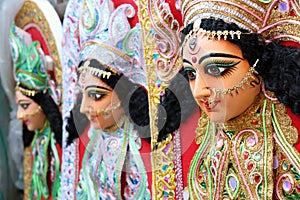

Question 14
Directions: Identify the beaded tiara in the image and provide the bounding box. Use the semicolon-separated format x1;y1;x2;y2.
78;0;147;88
181;0;300;42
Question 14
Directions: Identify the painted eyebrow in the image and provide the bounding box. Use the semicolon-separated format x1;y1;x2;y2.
198;53;244;65
85;85;111;91
183;59;193;66
17;99;31;104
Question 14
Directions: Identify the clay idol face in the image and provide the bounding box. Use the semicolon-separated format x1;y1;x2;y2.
78;69;124;130
182;36;261;122
16;91;46;131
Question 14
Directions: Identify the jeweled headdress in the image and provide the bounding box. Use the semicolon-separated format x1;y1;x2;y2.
10;25;60;104
79;0;147;88
181;0;300;42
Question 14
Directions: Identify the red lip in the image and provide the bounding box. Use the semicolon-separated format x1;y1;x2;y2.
200;100;220;111
23;120;29;125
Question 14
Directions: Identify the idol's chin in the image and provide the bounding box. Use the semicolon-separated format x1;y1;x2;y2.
206;112;228;123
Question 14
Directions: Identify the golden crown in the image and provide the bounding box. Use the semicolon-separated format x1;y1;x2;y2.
181;0;300;42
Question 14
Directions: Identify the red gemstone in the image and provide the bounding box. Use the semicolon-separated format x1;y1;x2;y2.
244;151;249;160
125;187;131;194
198;175;202;181
247;163;254;171
281;153;286;160
192;56;197;63
216;152;220;160
211;168;215;176
251;120;258;125
291;10;296;17
254;175;261;183
213;160;217;167
296;184;300;193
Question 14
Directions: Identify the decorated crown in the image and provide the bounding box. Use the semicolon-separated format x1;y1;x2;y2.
10;25;49;93
78;0;147;88
10;25;60;104
181;0;300;43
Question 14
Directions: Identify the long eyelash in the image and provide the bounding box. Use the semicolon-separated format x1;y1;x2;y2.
220;66;238;78
89;91;108;101
205;59;241;68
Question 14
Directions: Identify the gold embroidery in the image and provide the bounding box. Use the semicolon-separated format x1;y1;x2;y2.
23;146;32;200
138;0;179;199
190;92;300;199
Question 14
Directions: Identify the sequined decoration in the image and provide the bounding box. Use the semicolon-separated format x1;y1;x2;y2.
61;0;82;199
138;0;181;198
188;93;300;199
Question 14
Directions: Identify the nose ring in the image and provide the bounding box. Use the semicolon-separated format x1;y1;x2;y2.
208;88;216;103
18;113;24;120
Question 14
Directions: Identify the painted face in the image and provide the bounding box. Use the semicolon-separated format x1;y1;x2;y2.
78;70;124;130
16;90;46;131
182;36;261;122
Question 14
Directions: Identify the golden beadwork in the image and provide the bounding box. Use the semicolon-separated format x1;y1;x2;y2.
182;17;246;47
78;60;115;79
181;0;300;43
15;82;38;96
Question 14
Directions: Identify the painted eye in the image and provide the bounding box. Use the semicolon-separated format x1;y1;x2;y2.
20;103;30;109
204;64;226;77
88;91;107;101
204;60;240;77
184;67;197;80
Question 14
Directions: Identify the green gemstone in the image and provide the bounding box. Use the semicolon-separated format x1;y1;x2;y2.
282;163;289;171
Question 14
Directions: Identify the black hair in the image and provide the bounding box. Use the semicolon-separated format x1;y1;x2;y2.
158;17;300;140
157;67;198;142
19;83;62;147
66;58;150;145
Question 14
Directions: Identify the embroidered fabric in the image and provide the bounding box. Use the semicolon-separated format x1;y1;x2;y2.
76;117;150;200
188;93;300;199
30;122;61;200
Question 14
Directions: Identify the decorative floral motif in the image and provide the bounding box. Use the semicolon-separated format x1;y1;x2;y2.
138;1;184;198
